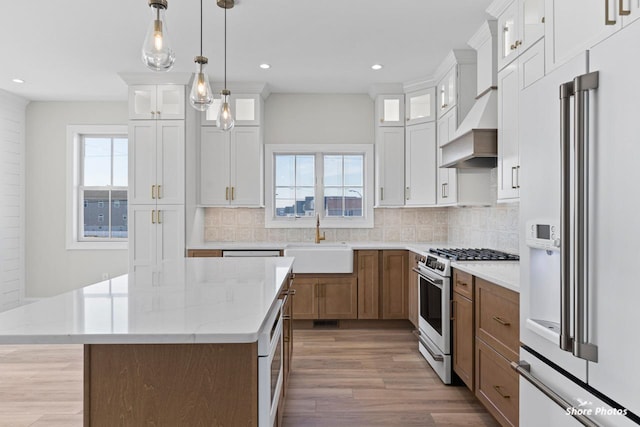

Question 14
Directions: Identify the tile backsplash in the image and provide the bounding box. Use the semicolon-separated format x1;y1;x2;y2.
204;203;520;254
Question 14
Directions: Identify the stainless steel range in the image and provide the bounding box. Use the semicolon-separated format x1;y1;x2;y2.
414;248;518;384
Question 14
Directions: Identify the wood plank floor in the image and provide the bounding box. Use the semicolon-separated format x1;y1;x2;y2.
283;329;498;427
0;330;498;426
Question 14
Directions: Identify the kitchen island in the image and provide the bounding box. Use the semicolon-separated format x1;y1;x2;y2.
0;257;294;426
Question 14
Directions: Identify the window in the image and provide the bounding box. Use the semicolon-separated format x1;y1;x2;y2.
67;125;128;250
265;144;374;228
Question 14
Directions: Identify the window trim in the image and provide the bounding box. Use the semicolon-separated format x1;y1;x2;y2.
265;144;374;229
66;125;128;250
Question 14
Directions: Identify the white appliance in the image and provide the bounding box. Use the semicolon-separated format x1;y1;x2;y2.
258;300;283;427
518;22;640;427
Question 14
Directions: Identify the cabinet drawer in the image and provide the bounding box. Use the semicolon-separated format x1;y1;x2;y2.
476;278;519;361
452;269;473;300
476;338;519;427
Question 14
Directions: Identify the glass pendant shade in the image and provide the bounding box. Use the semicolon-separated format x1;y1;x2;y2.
217;90;235;131
142;0;175;71
189;57;214;111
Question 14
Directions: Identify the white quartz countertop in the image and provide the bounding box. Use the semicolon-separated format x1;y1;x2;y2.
451;261;520;293
0;257;294;345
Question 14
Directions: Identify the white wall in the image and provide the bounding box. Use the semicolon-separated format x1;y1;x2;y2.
264;94;374;145
0;90;28;310
25;102;128;298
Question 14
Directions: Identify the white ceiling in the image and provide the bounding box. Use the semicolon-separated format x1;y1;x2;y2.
1;0;493;101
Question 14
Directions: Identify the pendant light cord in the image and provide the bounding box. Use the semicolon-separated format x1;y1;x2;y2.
224;5;227;89
199;0;203;56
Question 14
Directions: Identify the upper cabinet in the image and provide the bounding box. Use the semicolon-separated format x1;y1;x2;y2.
375;126;405;206
405;88;436;125
495;0;545;70
544;0;640;72
437;67;457;118
375;94;405;127
405;121;437;206
202;93;263;127
128;85;185;120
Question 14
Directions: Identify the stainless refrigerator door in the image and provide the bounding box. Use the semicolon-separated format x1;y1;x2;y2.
519;51;589;382
587;21;640;417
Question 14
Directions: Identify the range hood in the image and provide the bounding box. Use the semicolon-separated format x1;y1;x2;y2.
440;88;497;168
441;20;498;169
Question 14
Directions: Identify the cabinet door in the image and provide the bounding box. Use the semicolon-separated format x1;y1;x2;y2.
233;94;261;126
129;121;157;205
318;277;358;319
357;250;380;319
436;110;458;206
545;0;621;73
291;277;318;319
498;1;520;71
129;85;157;120
497;63;520;201
381;250;408;319
230;127;262;206
129;205;157;270
405;88;436;125
622;0;640;26
376;94;405;127
156;85;185;120
200;127;230;205
156;204;185;264
375;127;405;206
437;68;457;117
407;253;419;328
405;122;436;206
156;121;185;205
453;292;474;391
520;0;545;51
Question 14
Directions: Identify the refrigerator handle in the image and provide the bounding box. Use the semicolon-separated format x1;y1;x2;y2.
511;361;600;427
559;81;574;353
573;71;599;363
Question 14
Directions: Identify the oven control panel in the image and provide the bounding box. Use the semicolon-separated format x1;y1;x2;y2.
425;256;445;272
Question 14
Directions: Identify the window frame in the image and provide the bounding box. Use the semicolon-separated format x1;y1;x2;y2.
265;144;374;229
66;125;128;250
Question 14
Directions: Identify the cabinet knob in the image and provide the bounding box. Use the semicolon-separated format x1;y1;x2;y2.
380;118;384;123
151;111;156;116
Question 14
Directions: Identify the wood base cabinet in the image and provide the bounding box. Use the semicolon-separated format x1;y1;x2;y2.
381;251;408;319
356;251;380;319
453;291;474;391
292;275;357;320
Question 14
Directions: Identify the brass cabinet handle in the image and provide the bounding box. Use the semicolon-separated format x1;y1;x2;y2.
444;183;449;198
493;385;511;399
405;186;410;200
225;187;229;201
457;280;468;287
517;165;521;189
515;40;522;47
231;187;235;200
541;16;545;23
152;185;156;199
157;185;162;199
151;210;156;224
512;166;518;189
605;0;617;25
151;111;156;116
380;118;385;123
493;316;511;326
156;110;161;116
510;44;516;50
157;210;162;224
380;187;384;201
620;0;631;15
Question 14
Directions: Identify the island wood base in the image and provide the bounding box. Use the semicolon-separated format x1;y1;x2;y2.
83;343;258;426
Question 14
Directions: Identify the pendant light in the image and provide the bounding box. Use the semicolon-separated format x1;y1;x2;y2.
142;0;176;71
217;0;235;131
189;0;214;111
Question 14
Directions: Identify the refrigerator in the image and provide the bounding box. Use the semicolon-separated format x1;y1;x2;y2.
518;20;640;427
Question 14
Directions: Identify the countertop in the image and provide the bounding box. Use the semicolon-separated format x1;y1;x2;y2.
0;257;294;345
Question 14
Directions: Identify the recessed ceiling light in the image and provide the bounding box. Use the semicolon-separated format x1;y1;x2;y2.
371;64;383;71
12;78;25;84
259;63;271;69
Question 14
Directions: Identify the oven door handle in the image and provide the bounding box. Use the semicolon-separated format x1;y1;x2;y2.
413;267;444;285
414;330;444;362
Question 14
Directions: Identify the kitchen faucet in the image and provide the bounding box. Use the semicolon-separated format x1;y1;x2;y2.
315;214;325;244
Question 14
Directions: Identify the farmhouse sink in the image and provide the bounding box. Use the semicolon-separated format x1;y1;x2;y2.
283;243;353;274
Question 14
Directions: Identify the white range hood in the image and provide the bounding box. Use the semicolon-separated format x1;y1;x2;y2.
441;21;498;169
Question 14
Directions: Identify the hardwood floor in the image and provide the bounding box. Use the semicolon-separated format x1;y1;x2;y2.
0;330;497;427
283;329;498;427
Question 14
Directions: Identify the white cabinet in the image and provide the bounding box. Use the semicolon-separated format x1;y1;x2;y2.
436;109;458;205
375;94;405;127
495;0;545;70
405;88;436;125
405;122;437;206
545;0;622;72
129;121;185;206
203;93;262;127
199;127;262;206
128;85;185;120
622;0;640;26
497;39;545;202
437;67;457;118
375;127;405;206
129;204;185;270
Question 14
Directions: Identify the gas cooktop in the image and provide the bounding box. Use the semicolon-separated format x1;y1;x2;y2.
428;248;519;261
